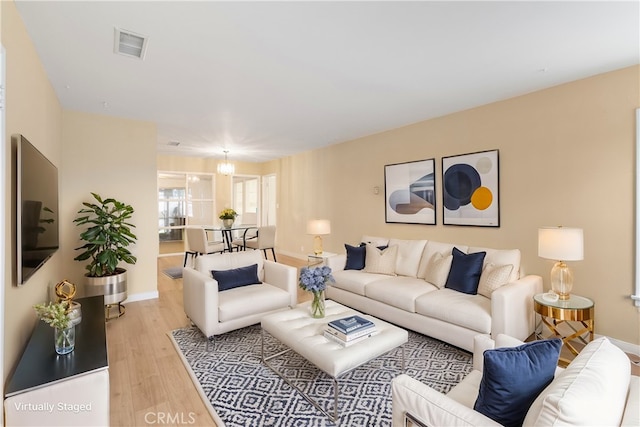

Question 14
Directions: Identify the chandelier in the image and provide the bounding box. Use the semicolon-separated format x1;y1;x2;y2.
217;150;235;175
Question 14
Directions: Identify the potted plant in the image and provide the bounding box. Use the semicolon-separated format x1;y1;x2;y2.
219;208;238;229
34;301;74;354
74;193;137;318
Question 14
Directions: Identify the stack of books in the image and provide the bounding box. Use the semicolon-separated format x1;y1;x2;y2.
323;315;377;347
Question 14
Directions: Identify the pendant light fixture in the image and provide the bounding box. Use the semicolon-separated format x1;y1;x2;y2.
217;150;235;176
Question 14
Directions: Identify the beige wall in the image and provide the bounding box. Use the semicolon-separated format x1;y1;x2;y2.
60;111;158;299
273;66;640;346
3;0;64;380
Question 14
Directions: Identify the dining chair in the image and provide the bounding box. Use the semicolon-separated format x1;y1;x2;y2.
183;227;226;267
232;225;277;261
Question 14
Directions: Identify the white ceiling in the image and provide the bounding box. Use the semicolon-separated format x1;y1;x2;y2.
14;1;639;163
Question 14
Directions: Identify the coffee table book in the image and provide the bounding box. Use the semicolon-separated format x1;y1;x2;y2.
324;324;376;341
323;329;378;347
328;315;374;334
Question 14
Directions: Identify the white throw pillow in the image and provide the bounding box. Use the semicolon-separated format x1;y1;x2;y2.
364;244;398;276
423;252;453;289
388;238;427;277
477;263;514;298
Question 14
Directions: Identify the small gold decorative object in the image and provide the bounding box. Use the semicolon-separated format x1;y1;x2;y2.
55;279;82;326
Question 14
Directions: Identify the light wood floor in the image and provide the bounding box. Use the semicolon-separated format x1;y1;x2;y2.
107;253;308;427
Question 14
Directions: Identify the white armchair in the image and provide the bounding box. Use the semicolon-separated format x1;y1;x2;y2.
392;334;638;427
183;250;297;346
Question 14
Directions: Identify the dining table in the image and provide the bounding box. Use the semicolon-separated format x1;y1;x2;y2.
205;224;258;253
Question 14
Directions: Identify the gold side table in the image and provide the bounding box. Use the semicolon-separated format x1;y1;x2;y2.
533;293;594;367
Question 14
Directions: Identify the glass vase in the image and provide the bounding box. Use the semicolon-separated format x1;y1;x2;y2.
54;325;75;355
310;290;325;319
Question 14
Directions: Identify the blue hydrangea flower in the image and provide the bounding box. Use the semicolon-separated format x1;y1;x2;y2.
298;266;335;293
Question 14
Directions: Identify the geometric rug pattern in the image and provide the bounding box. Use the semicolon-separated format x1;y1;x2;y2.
171;324;472;426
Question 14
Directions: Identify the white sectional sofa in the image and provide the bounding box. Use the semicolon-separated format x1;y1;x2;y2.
326;236;543;352
392;334;639;427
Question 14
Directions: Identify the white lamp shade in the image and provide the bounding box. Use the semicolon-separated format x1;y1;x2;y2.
307;219;331;235
538;227;584;261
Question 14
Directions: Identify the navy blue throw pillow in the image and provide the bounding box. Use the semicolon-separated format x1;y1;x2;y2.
345;244;366;270
474;338;562;427
444;247;485;294
212;264;261;291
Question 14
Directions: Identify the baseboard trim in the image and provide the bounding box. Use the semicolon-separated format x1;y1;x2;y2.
608;336;640;357
124;291;159;303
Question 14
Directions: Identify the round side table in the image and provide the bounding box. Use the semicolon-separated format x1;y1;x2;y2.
533;293;594;366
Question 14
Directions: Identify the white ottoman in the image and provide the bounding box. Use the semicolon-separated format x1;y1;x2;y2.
261;299;408;422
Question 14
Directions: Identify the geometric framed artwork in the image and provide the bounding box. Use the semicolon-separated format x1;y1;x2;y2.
442;149;500;227
385;158;436;225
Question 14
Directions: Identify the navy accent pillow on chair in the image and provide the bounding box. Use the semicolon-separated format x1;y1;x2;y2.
211;264;261;291
345;244;366;270
444;247;486;294
474;338;562;427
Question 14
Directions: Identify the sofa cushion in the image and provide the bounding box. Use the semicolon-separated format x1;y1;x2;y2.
364;244;398;275
365;276;437;312
388;238;427;277
417;241;469;279
344;243;366;270
523;337;631;427
445;248;486;294
331;270;388;296
474;339;562;427
415;289;491;334
423;252;453;289
218;283;290;322
212;263;261;291
469;246;521;282
477;263;514;298
197;250;265;282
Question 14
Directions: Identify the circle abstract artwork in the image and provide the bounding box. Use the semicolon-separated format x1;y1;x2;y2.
444;158;495;212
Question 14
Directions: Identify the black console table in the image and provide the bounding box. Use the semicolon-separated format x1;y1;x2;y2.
4;295;110;425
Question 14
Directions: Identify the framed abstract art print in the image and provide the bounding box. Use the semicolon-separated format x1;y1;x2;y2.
442;149;500;227
384;159;436;225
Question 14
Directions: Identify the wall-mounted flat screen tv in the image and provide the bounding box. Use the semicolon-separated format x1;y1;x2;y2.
16;134;59;285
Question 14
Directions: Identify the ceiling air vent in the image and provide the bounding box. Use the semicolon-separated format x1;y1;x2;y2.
114;28;148;60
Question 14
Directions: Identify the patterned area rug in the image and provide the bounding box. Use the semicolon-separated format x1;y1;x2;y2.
170;324;472;426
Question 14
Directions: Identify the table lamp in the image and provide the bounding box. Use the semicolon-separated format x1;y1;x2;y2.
538;226;584;300
307;219;331;255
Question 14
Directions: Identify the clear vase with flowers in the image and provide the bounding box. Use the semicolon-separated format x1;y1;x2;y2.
299;265;335;318
34;301;75;355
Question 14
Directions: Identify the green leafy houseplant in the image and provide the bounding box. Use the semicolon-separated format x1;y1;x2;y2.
74;193;137;277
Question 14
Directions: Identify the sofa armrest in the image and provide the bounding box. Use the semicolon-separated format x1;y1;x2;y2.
183;267;220;338
392;374;501;427
472;334;495;371
326;254;346;272
263;260;298;307
491;274;543;341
